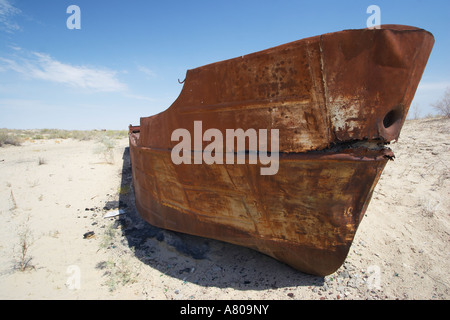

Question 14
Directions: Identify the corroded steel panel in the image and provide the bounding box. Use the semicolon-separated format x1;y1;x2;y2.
129;25;433;276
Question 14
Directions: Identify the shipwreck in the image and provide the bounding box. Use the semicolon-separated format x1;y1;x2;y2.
128;25;434;276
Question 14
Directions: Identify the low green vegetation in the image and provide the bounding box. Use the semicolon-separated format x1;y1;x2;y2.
0;128;128;147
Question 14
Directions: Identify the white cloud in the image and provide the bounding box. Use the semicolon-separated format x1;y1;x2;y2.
0;0;21;33
0;51;128;92
8;44;21;51
137;65;157;78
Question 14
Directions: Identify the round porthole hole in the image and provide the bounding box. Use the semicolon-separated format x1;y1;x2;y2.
383;108;402;129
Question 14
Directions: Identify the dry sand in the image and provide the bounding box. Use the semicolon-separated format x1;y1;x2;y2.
0;117;448;300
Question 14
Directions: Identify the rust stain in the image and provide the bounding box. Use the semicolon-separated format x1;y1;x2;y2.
128;25;434;276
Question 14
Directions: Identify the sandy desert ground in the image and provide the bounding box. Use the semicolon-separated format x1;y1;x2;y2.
0;117;448;300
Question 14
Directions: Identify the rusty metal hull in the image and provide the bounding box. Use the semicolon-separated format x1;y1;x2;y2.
129;141;391;276
128;25;434;276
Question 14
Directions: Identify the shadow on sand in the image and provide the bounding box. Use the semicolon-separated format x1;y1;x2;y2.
112;147;323;290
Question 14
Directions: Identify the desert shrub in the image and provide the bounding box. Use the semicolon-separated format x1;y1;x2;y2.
70;130;93;141
432;87;450;118
94;134;116;164
0;130;22;147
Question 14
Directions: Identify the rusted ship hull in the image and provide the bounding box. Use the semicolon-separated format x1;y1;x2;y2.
129;141;391;275
129;25;434;276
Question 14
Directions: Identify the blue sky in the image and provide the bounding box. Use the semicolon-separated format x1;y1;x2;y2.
0;0;449;130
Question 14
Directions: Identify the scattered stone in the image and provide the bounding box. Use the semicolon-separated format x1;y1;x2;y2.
83;231;95;239
340;270;350;278
287;293;294;298
156;232;164;242
179;267;193;274
348;278;359;288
